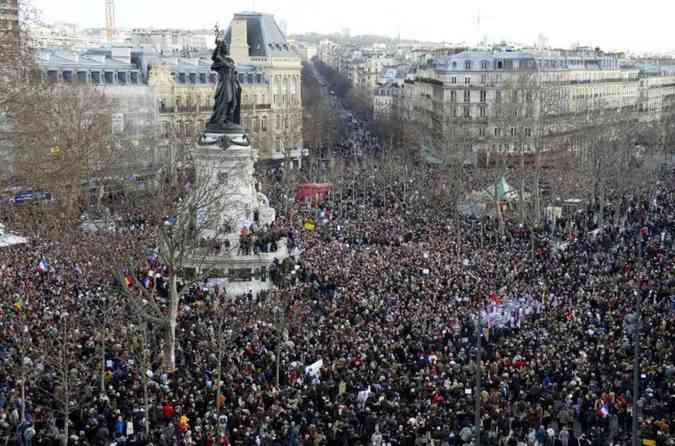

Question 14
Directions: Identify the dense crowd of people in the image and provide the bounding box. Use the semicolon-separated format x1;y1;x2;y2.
1;126;674;446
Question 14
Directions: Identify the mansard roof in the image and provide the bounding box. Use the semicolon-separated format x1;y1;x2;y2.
224;11;298;58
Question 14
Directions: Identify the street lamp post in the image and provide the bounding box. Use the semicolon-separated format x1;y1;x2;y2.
632;288;641;446
475;316;482;446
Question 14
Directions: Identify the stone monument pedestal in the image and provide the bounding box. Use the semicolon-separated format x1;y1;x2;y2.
184;130;288;296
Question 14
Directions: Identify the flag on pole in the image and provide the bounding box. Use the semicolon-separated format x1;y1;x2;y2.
37;258;49;273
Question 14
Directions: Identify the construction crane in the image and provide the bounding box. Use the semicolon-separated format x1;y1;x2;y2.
105;0;115;44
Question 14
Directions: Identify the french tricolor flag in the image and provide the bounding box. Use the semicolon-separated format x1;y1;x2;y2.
37;258;49;273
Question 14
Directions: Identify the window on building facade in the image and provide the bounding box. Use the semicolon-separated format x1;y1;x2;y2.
481;60;489;70
525;128;532;137
91;71;101;84
495;127;501;137
451;76;457;84
451;106;457;117
199;73;207;83
510;127;516;136
130;72;138;84
253;117;260;132
464;77;471;85
464;91;471;102
497;60;503;69
178;73;186;84
465;61;472;70
62;71;72;82
480;106;487;118
104;72;114;84
189;73;197;84
450;91;456;102
262;116;267;131
117;72;126;84
480;90;487;102
479;127;486;137
77;71;87;83
481;74;486;84
463;106;471;118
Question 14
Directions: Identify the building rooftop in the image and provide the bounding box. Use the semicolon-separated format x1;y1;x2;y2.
224;12;298;58
37;48;139;70
432;49;622;72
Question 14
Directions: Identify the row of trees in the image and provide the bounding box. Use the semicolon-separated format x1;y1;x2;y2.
365;69;675;233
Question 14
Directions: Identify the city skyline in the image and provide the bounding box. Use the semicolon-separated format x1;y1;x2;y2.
29;0;674;54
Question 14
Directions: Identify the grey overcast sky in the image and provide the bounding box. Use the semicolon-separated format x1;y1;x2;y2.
30;0;674;54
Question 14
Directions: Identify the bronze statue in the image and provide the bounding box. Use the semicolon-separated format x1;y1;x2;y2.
207;25;242;133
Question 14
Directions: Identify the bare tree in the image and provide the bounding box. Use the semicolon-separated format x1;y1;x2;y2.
31;311;92;446
8;83;115;220
126;317;156;438
105;131;241;372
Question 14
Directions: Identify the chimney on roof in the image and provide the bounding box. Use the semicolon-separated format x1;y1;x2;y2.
230;18;249;62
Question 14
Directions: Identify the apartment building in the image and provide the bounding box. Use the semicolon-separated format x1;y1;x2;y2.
409;49;646;156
